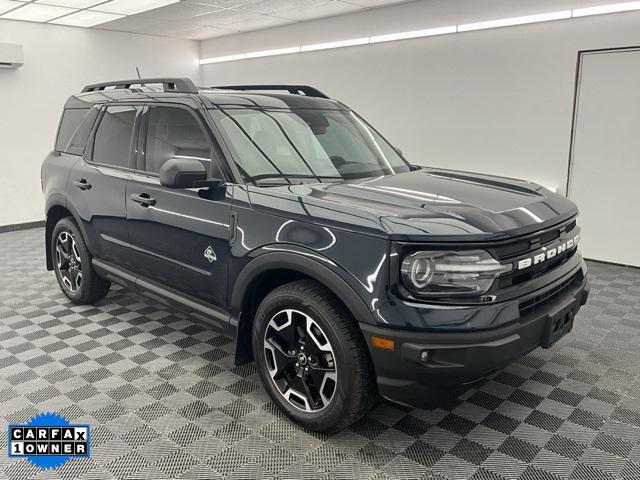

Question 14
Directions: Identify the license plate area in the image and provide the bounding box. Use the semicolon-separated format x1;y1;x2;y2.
542;304;575;349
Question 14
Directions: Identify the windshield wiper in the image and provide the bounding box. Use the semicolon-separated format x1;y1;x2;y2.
246;173;343;184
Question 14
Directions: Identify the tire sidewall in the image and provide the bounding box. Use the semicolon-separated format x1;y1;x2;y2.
252;288;359;429
51;218;91;303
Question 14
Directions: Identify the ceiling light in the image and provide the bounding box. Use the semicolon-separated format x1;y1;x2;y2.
200;53;246;64
244;46;300;59
36;0;103;7
573;1;640;17
457;10;571;32
370;25;457;43
93;0;179;16
0;0;24;16
50;9;123;26
301;37;369;52
1;3;74;21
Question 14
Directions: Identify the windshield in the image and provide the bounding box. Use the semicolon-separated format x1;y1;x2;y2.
209;108;410;184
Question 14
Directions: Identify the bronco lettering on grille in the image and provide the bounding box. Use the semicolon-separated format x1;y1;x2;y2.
516;234;580;270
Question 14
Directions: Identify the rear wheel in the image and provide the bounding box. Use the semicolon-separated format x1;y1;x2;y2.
51;218;110;304
252;279;375;432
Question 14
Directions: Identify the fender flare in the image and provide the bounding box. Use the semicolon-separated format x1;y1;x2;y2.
45;197;90;270
230;250;375;325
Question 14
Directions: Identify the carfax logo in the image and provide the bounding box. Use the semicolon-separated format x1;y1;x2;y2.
8;412;90;470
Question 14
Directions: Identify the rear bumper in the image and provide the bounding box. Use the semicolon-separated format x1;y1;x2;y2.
360;269;589;408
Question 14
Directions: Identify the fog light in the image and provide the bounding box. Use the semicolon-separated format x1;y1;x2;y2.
420;350;430;363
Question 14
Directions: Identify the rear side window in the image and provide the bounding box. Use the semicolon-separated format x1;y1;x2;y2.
55;108;89;153
66;107;99;156
92;106;137;169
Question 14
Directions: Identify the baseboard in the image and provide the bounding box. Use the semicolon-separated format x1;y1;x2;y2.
584;258;640;270
0;220;45;233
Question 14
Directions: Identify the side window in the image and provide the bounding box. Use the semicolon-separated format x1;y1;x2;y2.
55;108;89;152
145;106;212;174
92;106;137;168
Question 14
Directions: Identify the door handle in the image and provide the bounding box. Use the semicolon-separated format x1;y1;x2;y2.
130;193;156;207
73;179;91;190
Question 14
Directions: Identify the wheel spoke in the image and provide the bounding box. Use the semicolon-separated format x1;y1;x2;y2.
263;308;338;413
56;245;70;268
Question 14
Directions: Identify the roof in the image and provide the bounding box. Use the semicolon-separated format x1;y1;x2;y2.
65;78;346;110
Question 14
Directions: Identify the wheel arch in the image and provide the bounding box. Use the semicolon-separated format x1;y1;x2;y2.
231;250;375;365
45;201;89;271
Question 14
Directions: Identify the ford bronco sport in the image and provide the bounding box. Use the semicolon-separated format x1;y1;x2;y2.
42;78;589;432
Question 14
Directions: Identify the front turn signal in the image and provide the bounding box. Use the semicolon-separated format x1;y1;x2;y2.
371;336;395;351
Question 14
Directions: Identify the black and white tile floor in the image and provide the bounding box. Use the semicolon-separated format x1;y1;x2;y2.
0;227;639;480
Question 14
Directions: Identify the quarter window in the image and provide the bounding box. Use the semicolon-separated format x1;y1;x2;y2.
145;106;212;174
92;106;137;168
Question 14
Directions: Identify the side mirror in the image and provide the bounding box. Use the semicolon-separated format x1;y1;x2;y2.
159;158;221;189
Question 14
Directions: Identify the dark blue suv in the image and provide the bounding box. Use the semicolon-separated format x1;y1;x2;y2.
42;78;589;432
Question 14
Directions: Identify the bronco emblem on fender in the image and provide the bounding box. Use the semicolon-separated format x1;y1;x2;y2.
204;246;217;263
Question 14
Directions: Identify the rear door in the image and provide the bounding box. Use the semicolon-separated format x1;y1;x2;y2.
68;105;140;265
126;104;233;307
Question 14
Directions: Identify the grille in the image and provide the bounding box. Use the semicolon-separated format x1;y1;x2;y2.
518;272;582;316
495;219;578;290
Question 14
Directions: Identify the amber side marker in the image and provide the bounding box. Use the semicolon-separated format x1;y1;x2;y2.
371;336;395;351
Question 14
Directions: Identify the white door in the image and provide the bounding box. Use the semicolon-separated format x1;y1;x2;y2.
569;48;640;267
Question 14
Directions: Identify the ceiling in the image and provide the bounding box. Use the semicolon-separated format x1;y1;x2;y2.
0;0;412;41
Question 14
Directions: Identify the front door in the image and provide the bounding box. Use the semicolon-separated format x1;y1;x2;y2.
126;105;233;307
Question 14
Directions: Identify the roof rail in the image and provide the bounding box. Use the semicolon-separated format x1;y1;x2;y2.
213;84;330;99
81;78;199;94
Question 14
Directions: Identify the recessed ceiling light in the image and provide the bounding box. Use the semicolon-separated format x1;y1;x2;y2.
0;1;26;16
200;53;246;65
36;0;104;7
1;3;74;22
50;9;123;26
93;0;179;16
573;1;640;17
457;10;571;32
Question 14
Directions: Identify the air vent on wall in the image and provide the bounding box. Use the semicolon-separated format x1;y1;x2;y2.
0;43;24;69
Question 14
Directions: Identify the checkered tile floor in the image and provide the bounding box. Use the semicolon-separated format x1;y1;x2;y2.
0;227;639;480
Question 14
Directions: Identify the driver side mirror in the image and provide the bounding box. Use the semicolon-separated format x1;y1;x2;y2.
159;158;221;189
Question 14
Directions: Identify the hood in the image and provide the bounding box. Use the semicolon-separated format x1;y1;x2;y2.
246;168;578;241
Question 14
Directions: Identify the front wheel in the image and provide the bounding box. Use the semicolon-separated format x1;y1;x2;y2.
51;217;110;304
252;280;375;432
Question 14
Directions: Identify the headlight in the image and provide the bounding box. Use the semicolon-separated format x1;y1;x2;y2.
400;250;512;298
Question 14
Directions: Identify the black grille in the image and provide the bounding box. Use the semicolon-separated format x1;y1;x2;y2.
495;219;579;290
519;273;581;316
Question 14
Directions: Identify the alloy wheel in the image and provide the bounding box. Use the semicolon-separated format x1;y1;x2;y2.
263;309;338;412
55;231;82;293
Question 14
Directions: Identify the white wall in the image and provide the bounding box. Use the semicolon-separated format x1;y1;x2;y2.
200;0;640;195
0;20;200;227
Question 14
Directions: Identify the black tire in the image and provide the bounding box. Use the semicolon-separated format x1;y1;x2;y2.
252;279;375;432
51;217;111;305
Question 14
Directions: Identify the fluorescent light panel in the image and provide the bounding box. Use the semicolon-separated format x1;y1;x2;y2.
50;9;123;26
457;10;571;32
573;1;640;17
301;37;369;52
201;53;246;64
245;46;300;58
36;0;103;7
2;3;74;21
0;0;24;16
370;25;456;43
93;0;179;16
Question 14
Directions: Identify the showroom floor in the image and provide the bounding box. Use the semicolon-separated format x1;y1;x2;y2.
0;228;639;480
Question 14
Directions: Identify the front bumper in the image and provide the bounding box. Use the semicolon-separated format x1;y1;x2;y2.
360;264;589;408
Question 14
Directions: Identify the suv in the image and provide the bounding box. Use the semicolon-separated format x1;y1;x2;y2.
42;78;589;432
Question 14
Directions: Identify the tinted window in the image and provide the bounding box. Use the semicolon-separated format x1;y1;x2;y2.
66;107;99;156
145;106;211;173
55;108;89;152
92;106;137;168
